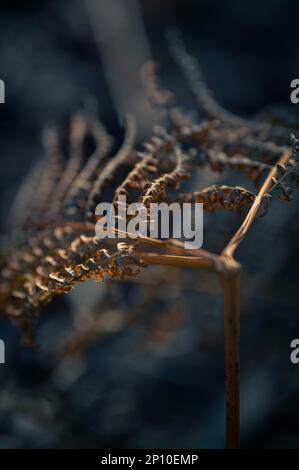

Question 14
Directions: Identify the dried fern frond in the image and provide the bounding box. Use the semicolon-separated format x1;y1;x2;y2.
7;158;46;232
37;128;65;215
8;128;64;232
1;228;144;346
48;112;89;219
167;29;291;145
64;117;113;219
267;134;299;200
114;120;211;205
141;145;192;206
1;34;298;351
141;61;174;109
194;149;271;187
1;36;299;452
166;185;270;216
86;115;136;219
208;126;287;163
254;104;299;130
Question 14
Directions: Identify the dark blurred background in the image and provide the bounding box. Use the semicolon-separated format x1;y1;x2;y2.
0;0;299;449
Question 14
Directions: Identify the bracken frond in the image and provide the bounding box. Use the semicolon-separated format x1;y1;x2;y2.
48;112;89;219
194;149;271;187
86;115;136;219
64;116;113;219
141;145;192;206
166;185;271;216
0;33;298;347
166;29;291;145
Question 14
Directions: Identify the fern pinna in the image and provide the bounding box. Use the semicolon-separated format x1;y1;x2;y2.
1;32;299;449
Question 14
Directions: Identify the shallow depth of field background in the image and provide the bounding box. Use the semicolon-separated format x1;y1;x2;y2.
0;0;299;449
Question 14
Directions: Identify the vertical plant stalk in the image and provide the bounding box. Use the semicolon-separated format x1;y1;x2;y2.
218;256;241;449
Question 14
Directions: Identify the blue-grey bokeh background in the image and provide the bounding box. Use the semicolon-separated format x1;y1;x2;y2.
0;0;299;449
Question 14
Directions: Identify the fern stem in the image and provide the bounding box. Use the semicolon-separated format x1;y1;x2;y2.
135;252;216;270
223;148;292;258
219;255;241;449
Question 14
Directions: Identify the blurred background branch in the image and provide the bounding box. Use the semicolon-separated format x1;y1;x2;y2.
85;0;160;138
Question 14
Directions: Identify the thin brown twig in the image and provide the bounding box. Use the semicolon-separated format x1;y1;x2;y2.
136;252;217;271
222;148;292;258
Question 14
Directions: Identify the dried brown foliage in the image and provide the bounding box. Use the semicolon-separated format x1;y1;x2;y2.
1;32;299;448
